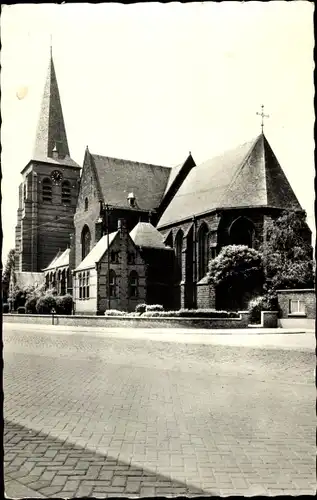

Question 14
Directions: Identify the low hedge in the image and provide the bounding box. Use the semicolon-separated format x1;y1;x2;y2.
3;303;9;313
141;309;239;318
17;306;26;314
36;294;56;314
56;294;73;315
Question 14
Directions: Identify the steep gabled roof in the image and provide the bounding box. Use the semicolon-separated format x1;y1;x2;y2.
130;222;171;250
43;248;70;271
74;231;118;271
89;153;171;211
31;53;80;169
158;134;302;228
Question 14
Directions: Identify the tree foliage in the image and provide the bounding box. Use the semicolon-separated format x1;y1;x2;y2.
264;211;314;290
208;245;265;310
2;249;16;301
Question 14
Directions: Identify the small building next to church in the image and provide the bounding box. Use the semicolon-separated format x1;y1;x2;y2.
12;51;312;314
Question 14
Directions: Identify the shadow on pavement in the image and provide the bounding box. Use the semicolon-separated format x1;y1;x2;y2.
4;419;211;497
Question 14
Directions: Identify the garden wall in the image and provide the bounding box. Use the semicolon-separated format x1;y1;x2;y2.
277;288;315;329
3;311;250;329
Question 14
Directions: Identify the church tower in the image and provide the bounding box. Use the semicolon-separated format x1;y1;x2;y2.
14;50;81;272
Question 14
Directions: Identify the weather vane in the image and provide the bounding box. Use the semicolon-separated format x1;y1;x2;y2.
256;105;269;134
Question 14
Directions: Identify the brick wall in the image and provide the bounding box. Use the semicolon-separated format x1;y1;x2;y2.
277;289;316;319
15;161;80;272
196;279;216;309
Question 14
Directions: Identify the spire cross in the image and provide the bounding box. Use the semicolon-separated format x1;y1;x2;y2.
256;105;269;133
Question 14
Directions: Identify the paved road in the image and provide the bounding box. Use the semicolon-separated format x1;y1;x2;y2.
3;324;316;497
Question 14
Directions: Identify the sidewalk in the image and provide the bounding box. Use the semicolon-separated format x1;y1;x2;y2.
4;321;315;351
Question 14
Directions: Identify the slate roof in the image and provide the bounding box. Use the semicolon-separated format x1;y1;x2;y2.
75;231;118;272
13;272;45;289
31;54;80;170
89;153;171;211
158;134;302;228
43;249;70;271
130;222;171;250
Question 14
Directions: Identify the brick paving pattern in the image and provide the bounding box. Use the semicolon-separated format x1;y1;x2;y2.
4;325;316;497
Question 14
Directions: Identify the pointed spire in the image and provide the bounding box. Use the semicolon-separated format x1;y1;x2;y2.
33;48;70;161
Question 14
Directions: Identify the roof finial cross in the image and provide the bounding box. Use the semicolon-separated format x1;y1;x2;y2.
50;34;53;57
256;104;269;134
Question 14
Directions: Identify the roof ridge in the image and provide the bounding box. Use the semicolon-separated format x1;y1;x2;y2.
90;153;170;169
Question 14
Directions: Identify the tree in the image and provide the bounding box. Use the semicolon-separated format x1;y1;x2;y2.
208;245;265;311
2;249;16;303
263;211;314;290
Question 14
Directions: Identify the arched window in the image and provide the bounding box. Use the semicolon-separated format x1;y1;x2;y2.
58;270;62;295
175;230;184;281
198;223;210;280
23;183;27;200
229;217;255;248
42;178;52;202
60;269;66;296
109;270;117;297
129;270;139;298
81;225;91;261
84;197;89;211
62;181;71;204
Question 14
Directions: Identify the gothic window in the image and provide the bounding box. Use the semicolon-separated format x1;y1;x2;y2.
42;177;52;202
60;269;66;296
198;223;210;280
84;198;89;211
23;183;27;200
109;270;117;297
129;270;139;298
62;181;71;204
81;225;91;261
229;217;255;248
175;230;184;281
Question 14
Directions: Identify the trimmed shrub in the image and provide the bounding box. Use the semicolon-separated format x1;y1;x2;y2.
56;294;73;315
146;304;164;312
3;303;9;313
17;306;26;314
25;295;39;314
104;309;125;316
249;294;279;324
36;294;56;314
135;303;146;314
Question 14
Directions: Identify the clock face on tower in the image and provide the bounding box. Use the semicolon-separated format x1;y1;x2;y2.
51;170;63;184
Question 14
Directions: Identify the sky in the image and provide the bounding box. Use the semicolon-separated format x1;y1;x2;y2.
1;2;315;265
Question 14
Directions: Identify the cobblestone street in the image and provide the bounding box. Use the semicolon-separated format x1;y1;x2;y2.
3;324;316;497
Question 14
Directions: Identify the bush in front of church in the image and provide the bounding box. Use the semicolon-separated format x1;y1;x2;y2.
56;294;73;315
248;292;279;324
208;245;265;311
36;294;56;314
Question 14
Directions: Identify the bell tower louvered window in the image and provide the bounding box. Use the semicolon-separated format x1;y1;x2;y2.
42;178;52;202
62;181;71;204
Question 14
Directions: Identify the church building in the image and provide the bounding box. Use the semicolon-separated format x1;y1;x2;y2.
13;52;310;314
